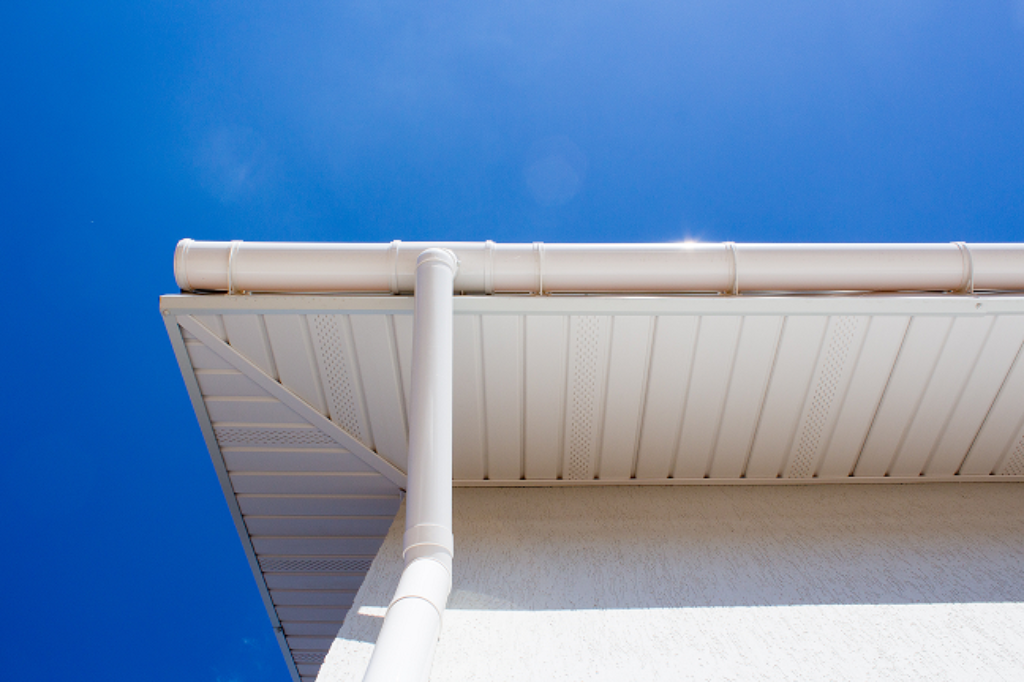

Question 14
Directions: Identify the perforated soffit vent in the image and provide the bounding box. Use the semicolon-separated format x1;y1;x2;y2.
259;557;374;573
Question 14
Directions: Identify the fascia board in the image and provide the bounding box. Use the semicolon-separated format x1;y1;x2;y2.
160;294;415;315
161;293;1024;318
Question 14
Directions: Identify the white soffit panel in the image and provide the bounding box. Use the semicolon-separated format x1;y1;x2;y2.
164;293;1024;681
813;316;908;478
159;288;1024;679
523;315;569;480
163;294;1024;489
348;315;409;471
452;315;487;480
783;316;868;479
634;315;699;479
481;315;524;481
709;315;783;479
167;312;404;682
563;315;612;481
674;315;744;479
927;315;1024;475
744;315;828;479
598;316;652;480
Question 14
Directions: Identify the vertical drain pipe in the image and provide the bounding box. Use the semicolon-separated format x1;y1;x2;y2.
362;249;458;682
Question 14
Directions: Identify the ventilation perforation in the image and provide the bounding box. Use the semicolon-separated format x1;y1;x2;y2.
260;557;373;573
310;315;364;439
789;317;857;478
292;652;326;665
999;432;1024;476
566;316;601;480
214;426;336;447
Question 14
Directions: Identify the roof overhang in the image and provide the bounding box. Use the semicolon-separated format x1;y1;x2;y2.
163;240;1024;681
164;291;1024;487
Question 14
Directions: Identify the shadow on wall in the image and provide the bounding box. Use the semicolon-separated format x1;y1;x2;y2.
342;483;1024;643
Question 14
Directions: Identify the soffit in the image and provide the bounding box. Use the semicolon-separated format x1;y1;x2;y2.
163;292;1024;680
165;293;1024;485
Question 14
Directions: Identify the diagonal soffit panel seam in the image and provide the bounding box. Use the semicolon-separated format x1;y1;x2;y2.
178;314;407;487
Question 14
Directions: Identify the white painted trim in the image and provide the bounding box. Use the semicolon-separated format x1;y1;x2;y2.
177;314;408;488
161;293;1024;317
161;294;415;315
162;312;303;682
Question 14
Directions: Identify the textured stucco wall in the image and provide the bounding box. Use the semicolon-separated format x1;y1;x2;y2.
321;484;1024;681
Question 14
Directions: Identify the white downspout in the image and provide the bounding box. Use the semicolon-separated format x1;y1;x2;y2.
361;248;458;682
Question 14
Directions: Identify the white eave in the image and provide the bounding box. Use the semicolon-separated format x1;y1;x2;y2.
162;241;1024;682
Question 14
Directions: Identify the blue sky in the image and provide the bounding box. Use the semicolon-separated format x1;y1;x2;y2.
2;1;1023;680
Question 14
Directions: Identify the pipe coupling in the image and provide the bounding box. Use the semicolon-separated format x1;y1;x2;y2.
388;556;453;620
404;523;454;570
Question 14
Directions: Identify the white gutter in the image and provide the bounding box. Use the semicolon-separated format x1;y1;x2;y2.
362;249;457;682
174;240;1024;295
